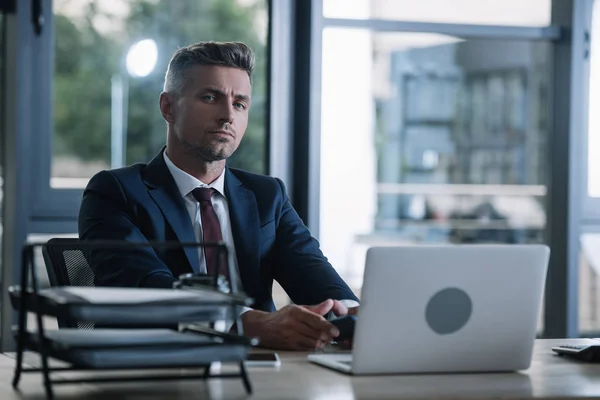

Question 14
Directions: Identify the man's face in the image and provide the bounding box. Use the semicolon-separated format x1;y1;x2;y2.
167;65;252;162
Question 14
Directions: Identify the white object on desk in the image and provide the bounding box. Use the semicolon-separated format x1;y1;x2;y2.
64;287;224;303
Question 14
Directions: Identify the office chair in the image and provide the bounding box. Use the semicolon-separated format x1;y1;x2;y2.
41;238;95;330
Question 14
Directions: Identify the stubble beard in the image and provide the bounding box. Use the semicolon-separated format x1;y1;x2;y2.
182;137;232;163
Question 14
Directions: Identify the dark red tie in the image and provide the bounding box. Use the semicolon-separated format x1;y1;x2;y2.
192;187;226;277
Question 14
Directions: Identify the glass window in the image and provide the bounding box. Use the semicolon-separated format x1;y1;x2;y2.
323;0;551;27
580;233;600;335
588;0;600;197
0;10;4;299
319;29;550;308
52;0;268;189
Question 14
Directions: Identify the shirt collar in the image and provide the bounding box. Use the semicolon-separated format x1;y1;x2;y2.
163;151;226;199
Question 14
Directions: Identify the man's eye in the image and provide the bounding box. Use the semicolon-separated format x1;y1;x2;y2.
234;102;246;110
202;95;216;101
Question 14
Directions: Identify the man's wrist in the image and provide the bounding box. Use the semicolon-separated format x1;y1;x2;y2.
240;309;268;337
241;308;265;321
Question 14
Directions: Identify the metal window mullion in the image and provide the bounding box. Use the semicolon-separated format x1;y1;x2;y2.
543;0;583;338
1;0;35;352
267;0;294;188
291;0;324;234
322;18;562;41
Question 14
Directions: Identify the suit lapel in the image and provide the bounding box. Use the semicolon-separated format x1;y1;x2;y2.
225;168;260;295
142;149;200;273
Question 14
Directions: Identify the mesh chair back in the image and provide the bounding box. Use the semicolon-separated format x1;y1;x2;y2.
42;238;95;330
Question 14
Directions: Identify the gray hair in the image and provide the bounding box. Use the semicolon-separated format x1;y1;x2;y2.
163;41;255;94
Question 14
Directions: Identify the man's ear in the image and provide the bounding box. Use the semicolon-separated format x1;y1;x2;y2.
159;92;176;123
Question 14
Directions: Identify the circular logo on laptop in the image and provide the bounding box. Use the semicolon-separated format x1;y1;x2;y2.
425;287;472;335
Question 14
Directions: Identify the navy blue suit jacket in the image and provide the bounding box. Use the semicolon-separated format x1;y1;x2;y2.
78;149;358;312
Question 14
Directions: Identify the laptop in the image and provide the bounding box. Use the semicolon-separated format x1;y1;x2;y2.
308;244;550;374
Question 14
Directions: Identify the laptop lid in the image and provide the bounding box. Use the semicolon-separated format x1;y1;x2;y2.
351;244;549;375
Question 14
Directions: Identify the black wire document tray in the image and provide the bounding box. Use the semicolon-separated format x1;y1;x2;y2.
9;286;252;326
10;240;256;399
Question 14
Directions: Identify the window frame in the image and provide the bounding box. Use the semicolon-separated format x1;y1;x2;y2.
583;0;600;220
0;0;275;351
32;0;274;222
296;0;577;339
0;0;589;350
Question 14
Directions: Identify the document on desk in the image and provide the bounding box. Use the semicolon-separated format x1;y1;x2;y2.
25;329;249;368
47;287;231;304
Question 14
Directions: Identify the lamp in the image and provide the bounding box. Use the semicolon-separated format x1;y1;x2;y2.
111;39;158;169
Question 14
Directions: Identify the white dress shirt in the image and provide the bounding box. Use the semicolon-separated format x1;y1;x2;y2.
163;152;238;277
163;152;359;311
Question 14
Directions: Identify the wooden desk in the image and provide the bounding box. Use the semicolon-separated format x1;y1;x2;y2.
3;339;600;399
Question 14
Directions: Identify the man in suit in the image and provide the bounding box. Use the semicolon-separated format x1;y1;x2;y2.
79;41;359;351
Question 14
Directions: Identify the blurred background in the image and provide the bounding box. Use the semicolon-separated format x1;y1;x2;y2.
1;0;599;349
50;0;268;184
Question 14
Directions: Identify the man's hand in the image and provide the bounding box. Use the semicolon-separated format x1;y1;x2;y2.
321;301;359;318
315;299;349;318
334;305;359;349
347;306;359;316
241;299;341;350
